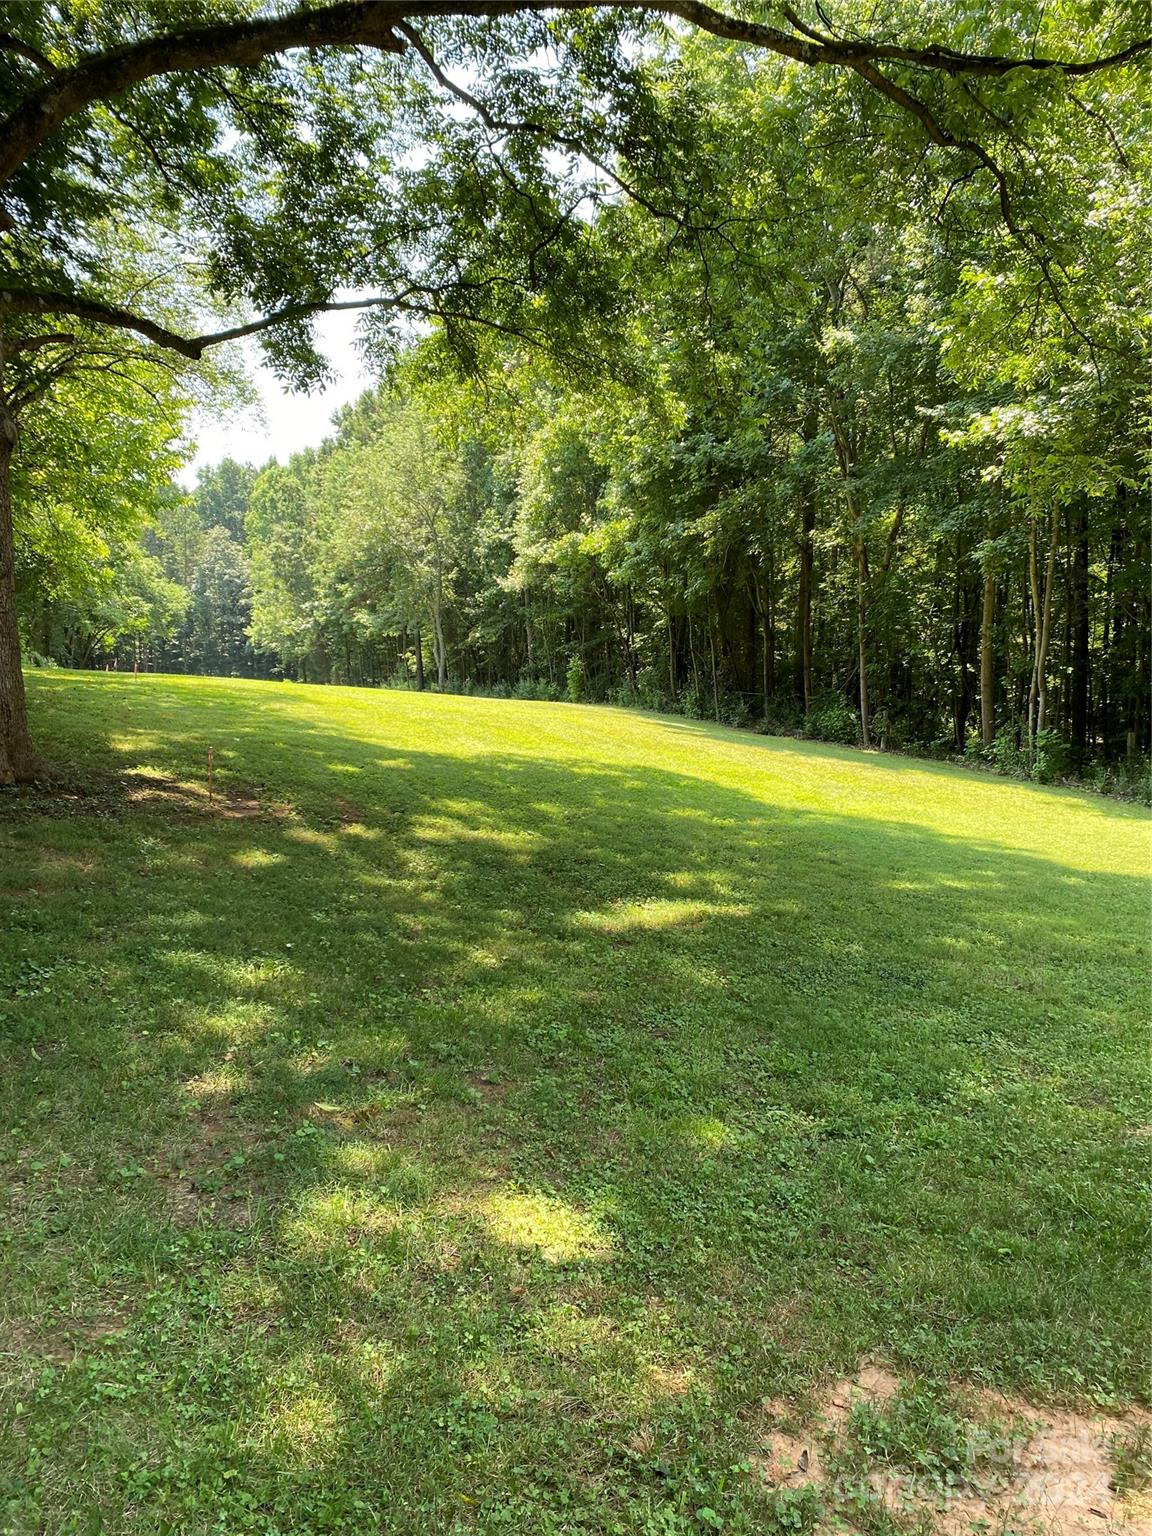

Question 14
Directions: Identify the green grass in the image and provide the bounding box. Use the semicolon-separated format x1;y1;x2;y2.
1;671;1149;1535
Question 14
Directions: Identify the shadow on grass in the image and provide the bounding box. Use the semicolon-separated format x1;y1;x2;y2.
1;674;1148;1532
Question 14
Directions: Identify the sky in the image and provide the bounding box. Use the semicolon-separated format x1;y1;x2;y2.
180;307;376;486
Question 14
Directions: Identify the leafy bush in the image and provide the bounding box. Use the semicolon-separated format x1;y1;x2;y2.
803;695;861;746
565;654;585;704
677;684;708;720
1030;728;1073;783
967;725;1079;786
718;693;753;729
514;676;562;702
1085;755;1152;805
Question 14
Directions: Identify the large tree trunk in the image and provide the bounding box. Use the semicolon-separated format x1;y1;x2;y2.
980;567;996;747
0;406;39;784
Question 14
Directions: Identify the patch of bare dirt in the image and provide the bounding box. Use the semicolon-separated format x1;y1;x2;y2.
152;1103;266;1228
127;772;279;820
1;1307;133;1371
819;1365;901;1429
760;1431;823;1488
755;1367;1152;1535
333;797;368;826
3;769;288;822
470;1070;511;1103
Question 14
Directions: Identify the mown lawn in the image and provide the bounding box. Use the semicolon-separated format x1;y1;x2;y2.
2;671;1149;1535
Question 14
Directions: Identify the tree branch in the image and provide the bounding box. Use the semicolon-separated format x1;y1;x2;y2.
0;287;423;359
0;32;58;74
397;21;692;232
10;333;77;353
0;1;1146;191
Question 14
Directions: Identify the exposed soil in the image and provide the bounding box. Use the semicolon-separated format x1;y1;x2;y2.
757;1367;1152;1535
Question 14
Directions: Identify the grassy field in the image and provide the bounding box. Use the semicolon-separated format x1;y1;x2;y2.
2;671;1149;1535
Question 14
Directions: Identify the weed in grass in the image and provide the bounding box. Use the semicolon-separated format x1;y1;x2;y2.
1110;1422;1152;1498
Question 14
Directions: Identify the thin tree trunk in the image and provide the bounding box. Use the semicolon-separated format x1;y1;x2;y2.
430;548;448;691
688;614;701;703
1035;511;1059;736
414;625;425;691
708;623;720;722
1069;505;1090;763
755;572;772;720
856;537;870;748
624;585;637;690
797;501;815;711
0;409;38;783
1027;521;1040;744
796;403;817;711
980;566;996;747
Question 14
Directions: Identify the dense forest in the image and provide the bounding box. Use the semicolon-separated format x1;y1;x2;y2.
3;1;1149;791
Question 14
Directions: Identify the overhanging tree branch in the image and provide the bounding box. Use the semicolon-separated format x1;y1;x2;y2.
0;32;58;75
0;287;425;359
0;1;1146;193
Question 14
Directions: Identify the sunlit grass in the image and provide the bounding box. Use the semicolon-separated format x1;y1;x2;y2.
0;670;1148;1535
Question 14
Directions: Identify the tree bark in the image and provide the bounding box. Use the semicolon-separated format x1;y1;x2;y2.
708;623;720;722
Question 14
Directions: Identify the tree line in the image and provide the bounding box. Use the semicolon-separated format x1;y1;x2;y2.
3;2;1149;787
46;271;1149;791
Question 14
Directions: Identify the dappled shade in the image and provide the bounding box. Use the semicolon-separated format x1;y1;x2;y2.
1;674;1148;1530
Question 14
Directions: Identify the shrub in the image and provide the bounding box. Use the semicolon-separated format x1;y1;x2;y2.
674;683;705;719
718;693;753;730
1030;728;1072;784
514;676;561;702
565;654;585;704
803;695;860;746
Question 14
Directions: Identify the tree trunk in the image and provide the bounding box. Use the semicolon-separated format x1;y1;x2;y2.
0;411;38;783
796;403;817;712
856;537;870;748
1034;511;1059;737
433;552;451;691
797;500;815;712
1069;505;1090;763
414;626;425;691
708;624;720;722
755;571;773;720
624;586;637;690
688;613;701;702
980;566;996;747
1027;522;1040;744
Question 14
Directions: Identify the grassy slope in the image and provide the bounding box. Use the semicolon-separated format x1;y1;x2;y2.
1;672;1149;1535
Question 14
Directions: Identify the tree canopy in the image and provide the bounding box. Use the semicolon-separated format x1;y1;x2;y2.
1;0;1149;781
